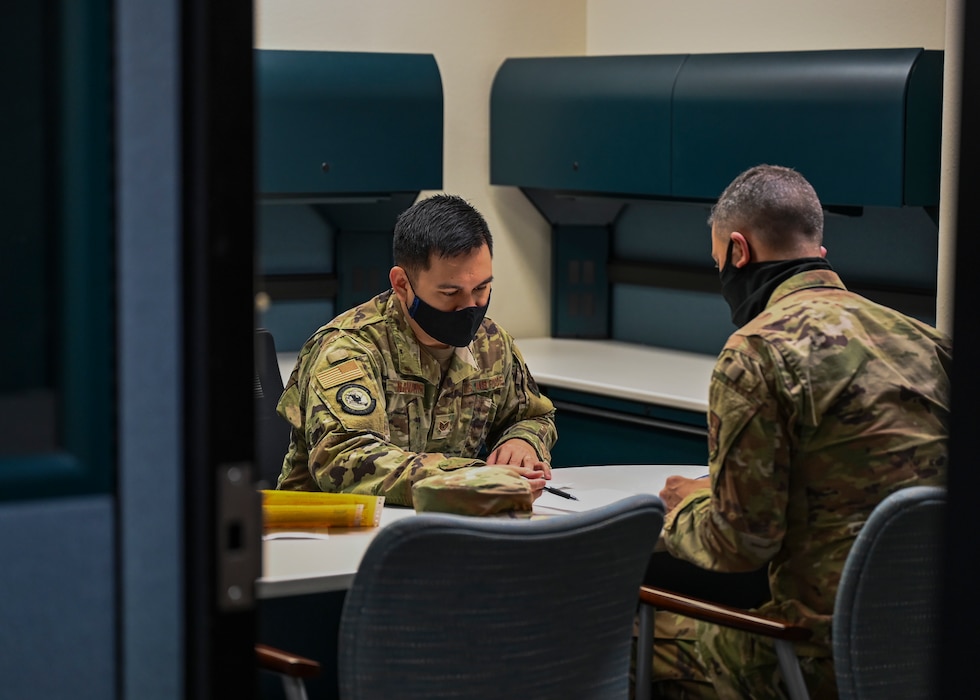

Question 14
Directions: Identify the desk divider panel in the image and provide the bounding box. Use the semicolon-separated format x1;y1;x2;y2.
552;226;611;338
255;51;444;351
490;48;943;351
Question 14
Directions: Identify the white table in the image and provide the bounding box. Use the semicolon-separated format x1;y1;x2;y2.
277;351;297;386
257;464;707;599
516;337;716;413
549;463;707;495
258;506;416;599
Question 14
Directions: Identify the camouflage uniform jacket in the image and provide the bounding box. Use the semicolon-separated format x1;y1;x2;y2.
662;269;951;655
275;289;557;507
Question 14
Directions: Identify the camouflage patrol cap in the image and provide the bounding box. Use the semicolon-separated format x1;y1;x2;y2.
412;465;534;516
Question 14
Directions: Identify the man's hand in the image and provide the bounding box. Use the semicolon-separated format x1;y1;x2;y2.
486;439;551;498
659;475;710;511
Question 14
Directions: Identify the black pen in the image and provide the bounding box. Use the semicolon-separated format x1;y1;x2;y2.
544;485;579;501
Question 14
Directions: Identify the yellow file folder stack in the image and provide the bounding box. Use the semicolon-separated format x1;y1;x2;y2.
260;490;386;530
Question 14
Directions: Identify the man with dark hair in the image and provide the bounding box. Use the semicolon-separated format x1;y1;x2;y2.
276;194;557;515
647;165;951;698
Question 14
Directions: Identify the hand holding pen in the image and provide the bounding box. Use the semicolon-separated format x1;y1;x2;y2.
659;473;710;511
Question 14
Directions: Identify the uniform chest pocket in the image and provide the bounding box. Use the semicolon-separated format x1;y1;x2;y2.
433;391;497;458
385;390;426;454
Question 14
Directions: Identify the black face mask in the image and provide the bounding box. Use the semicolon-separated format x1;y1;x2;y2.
407;286;490;347
719;239;832;328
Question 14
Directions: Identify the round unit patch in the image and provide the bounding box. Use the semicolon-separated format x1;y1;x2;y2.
336;383;376;415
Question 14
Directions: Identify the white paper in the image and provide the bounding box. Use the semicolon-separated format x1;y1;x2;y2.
533;488;637;514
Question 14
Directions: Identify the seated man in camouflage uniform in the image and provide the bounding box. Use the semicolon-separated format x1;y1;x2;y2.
647;165;951;698
276;194;557;515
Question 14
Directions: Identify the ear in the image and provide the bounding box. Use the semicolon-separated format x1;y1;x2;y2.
729;232;751;268
390;266;412;304
819;245;828;258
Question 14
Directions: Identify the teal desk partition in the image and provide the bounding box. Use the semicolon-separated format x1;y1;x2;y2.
255;50;445;350
489;48;943;350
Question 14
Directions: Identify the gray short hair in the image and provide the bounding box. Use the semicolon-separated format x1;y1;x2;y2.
708;165;824;249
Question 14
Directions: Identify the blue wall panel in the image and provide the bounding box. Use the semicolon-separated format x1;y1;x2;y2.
0;497;115;699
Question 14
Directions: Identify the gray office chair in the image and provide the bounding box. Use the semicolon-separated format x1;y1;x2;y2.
832;484;944;699
636;485;946;700
338;493;666;700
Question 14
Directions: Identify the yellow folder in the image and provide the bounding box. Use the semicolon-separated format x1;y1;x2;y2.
259;490;385;529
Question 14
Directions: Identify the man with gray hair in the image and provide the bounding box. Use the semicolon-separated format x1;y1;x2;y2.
648;165;951;698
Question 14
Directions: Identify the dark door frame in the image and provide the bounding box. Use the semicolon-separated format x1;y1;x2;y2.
181;0;259;696
942;1;980;692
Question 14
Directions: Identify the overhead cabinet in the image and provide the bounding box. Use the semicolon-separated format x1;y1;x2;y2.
671;49;943;207
257;50;443;198
491;55;685;195
491;48;943;207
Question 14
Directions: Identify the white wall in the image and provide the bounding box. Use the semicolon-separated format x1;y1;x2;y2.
256;0;586;339
938;0;963;333
586;0;946;54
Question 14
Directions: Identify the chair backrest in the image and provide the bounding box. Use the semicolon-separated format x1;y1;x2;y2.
254;328;290;489
338;493;666;700
833;485;946;700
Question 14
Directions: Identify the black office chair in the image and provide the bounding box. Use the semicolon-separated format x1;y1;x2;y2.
337;493;666;700
254;328;291;489
636;485;946;700
254;328;320;697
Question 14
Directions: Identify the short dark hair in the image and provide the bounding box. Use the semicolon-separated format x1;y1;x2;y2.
392;194;493;276
708;164;824;249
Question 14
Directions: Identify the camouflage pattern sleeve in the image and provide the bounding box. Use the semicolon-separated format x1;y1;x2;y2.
662;345;790;572
484;340;557;463
278;335;490;507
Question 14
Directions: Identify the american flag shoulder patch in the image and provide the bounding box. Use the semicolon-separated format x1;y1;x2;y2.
316;359;364;389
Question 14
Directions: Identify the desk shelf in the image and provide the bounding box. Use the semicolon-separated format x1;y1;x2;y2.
517;338;714;466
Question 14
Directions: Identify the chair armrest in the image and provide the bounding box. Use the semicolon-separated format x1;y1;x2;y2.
255;643;322;679
638;585;812;642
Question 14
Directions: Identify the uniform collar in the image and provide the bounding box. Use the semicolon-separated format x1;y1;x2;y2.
766;269;847;309
385;290;481;384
